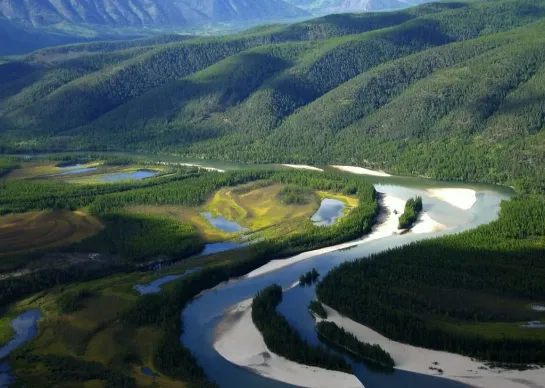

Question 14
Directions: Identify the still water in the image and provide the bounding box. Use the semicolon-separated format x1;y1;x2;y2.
311;198;346;226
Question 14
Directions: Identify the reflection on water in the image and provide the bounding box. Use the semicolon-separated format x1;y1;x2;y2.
0;309;42;387
202;212;247;233
311;198;345;226
0;309;42;359
49;167;97;176
134;268;201;295
96;170;158;182
140;366;159;377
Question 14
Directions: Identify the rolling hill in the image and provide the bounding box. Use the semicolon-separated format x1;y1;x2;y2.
1;0;545;193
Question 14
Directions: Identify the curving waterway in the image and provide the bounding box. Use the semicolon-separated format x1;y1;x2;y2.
9;153;514;387
181;174;512;388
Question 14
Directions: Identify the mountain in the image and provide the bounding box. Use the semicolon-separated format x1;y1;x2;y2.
286;0;433;14
1;0;545;193
0;0;308;29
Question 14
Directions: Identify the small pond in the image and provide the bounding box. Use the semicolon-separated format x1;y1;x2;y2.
140;366;159;377
134;268;201;295
311;198;345;226
202;212;247;233
53;167;97;176
96;170;158;182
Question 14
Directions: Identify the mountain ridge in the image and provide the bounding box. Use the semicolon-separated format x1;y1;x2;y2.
1;0;545;194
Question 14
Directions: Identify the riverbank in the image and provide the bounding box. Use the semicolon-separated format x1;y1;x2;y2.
282;164;324;172
330;165;391;177
213;298;363;388
245;192;444;279
319;304;545;388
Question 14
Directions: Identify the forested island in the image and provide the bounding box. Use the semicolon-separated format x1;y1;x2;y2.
398;196;423;229
252;284;351;373
316;321;395;369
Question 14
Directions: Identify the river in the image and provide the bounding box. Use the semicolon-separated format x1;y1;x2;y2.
180;172;512;388
8;153;514;387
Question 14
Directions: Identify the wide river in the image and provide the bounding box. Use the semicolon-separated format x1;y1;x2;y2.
14;153;514;388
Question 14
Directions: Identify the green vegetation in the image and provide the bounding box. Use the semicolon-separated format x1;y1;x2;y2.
56;289;94;314
309;300;327;319
252;284;351;372
317;199;545;364
0;164;377;386
278;185;317;205
316;321;395;368
2;0;545;196
0;157;19;177
398;196;423;229
299;268;320;285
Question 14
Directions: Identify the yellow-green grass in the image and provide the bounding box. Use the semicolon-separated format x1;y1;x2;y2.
6;161;103;180
206;183;320;230
317;191;359;208
126;205;234;242
0;210;103;257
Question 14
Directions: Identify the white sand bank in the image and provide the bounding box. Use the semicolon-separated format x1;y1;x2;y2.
427;188;477;210
530;304;545;312
320;305;545;388
411;212;447;234
330;165;391;177
282;164;324;172
214;299;363;388
246;193;445;279
246;193;403;279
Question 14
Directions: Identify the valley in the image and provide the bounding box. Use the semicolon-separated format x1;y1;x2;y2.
1;0;545;387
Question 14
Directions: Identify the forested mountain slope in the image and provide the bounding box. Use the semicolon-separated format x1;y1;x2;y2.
1;0;545;192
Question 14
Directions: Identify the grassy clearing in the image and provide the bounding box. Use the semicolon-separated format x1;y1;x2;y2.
206;183;320;230
126;205;233;242
0;210;103;257
126;183;359;243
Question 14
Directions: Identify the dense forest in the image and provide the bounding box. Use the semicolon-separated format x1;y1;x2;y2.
1;0;545;194
398;196;423;229
317;198;545;364
252;284;351;372
316;321;395;368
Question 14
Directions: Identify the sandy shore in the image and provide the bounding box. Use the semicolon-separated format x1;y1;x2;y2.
246;193;444;279
427;188;477;210
330;165;391;177
282;164;324;172
214;299;363;388
319;304;545;388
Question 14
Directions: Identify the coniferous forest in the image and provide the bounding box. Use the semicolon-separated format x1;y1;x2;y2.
2;0;545;386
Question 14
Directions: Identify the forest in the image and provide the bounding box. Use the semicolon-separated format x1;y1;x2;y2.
252;284;351;373
316;321;395;368
398;196;423;229
1;0;545;195
317;197;545;364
